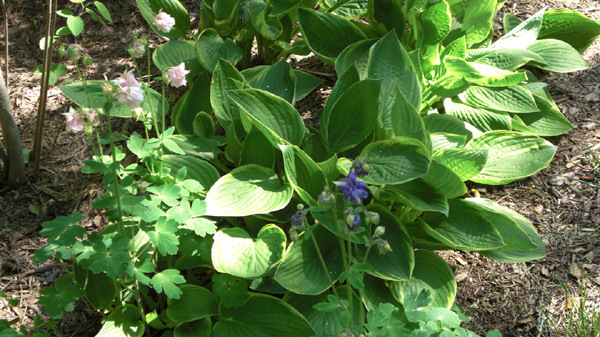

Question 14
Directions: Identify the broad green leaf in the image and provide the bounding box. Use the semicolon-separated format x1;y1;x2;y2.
67;16;84;36
153;40;203;79
538;9;600;54
390;88;427;143
168;135;222;161
58;80;130;117
248;59;296;103
503;12;522;33
470;198;546;263
250;1;282;40
212;225;286;278
174;318;212;337
368;0;405;35
375;179;448;215
421;161;468;199
444;99;511;132
285;285;361;337
320;67;360;142
167;285;219;323
228;88;304;146
94;1;112;22
39;213;85;246
368;31;421;125
97;311;144;337
422;199;505;251
294;70;323;101
298;8;366;63
527;39;589;72
279;145;327;204
240;128;276;169
270;0;302;16
459;85;539;113
193;111;216;138
390;250;456;309
274;227;344;295
326;80;380;153
430;133;467;152
433;148;488;181
73;263;117;311
162;155;220;191
419;1;450;46
362;205;414;281
462;0;496;45
171;73;212;134
136;0;190;38
213;274;250;308
511;94;573;137
205;165;293;217
359;137;431;185
196;29;243;72
444;57;528;87
422;113;478;142
210;59;245;130
323;0;368;19
362;275;402;311
465;48;547;71
212;294;314;337
467;131;556;184
492;8;545;50
335;39;377;79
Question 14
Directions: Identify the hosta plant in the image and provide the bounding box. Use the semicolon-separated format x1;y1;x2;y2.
34;0;600;336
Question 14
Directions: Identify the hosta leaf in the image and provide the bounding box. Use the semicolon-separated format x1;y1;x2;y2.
151;269;186;299
248;59;296;103
419;1;450;46
423;114;478;142
492;8;545;50
211;59;245;130
362;205;414;281
171;73;212;134
459;85;539;113
362;275;402;311
538;9;600;54
213;274;250;308
444;99;511;132
205;165;293;217
320;67;360;142
368;31;421;126
174;318;212;337
430;133;467;152
422;199;505;251
433;148;488;181
250;1;282;40
526;39;589;73
389;250;456;309
421;161;468;199
152;40;203;79
375;179;448;215
274;226;343;295
368;0;405;34
167;285;219;323
358;137;431;185
469;198;546;263
196;29;243;72
162;155;220;191
212;225;286;279
335;39;377;79
298;8;366;63
390;88;427;144
465;48;547;71
279;144;327;204
240;128;276;169
467;131;556;184
462;0;496;45
325;80;380;153
229;89;305;146
511;94;573;137
212;294;314;337
136;0;190;38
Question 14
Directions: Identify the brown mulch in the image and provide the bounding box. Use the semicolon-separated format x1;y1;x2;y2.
0;0;599;336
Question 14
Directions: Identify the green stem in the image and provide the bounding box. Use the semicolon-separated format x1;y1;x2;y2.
105;103;124;235
346;226;353;320
310;233;347;311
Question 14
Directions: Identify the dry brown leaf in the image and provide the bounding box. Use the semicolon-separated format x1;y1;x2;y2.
569;263;582;279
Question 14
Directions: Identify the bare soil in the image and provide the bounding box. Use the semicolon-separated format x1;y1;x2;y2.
0;0;598;336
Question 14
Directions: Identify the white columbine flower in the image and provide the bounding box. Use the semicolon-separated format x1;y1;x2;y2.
166;63;190;88
64;107;84;133
115;69;144;108
152;10;175;33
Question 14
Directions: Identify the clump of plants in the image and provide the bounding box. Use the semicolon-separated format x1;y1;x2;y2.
30;0;600;336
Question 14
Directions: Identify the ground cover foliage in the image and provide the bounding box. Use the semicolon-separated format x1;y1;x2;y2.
1;0;599;336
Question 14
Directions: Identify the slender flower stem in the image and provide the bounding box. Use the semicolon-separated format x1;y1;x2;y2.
310;233;347;311
346;225;353;319
105;103;124;235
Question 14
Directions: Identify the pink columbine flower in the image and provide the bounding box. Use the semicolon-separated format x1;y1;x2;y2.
131;41;146;58
115;69;144;108
153;10;175;33
64;108;84;133
68;44;84;60
85;109;100;127
167;63;190;88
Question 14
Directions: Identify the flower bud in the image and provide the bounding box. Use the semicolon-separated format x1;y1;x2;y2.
132;107;145;121
102;82;114;96
373;226;385;238
344;209;360;232
58;43;66;57
82;54;93;67
83;125;93;138
289;228;299;243
353;158;369;178
137;181;148;194
367;211;380;225
130;41;146;59
296;204;304;211
317;187;333;207
85;109;100;127
377;239;392;255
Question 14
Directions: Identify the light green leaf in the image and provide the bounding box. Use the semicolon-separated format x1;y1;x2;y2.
250;1;282;40
433;148;488;181
459;85;539;113
390;250;456;309
212;225;286;279
421;161;468;199
538;9;600;54
136;0;190;38
167;285;219;323
94;1;112;22
375;179;449;215
196;29;243;72
465;48;547;71
467;131;556;184
228;88;305;146
444;99;511;132
274;227;343;295
511;93;573;137
240;128;276;169
298;8;366;63
67;16;84;36
492;8;545;50
171;73;212;134
153;40;203;79
210;59;245;130
358;137;431;185
147;217;179;256
419;1;450;46
212;294;315;337
527;39;589;72
279;145;327;205
205;165;293;217
151;269;186;299
430;133;467;152
162;155;220;191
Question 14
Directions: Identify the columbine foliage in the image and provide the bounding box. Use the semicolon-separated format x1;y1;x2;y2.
35;0;600;336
